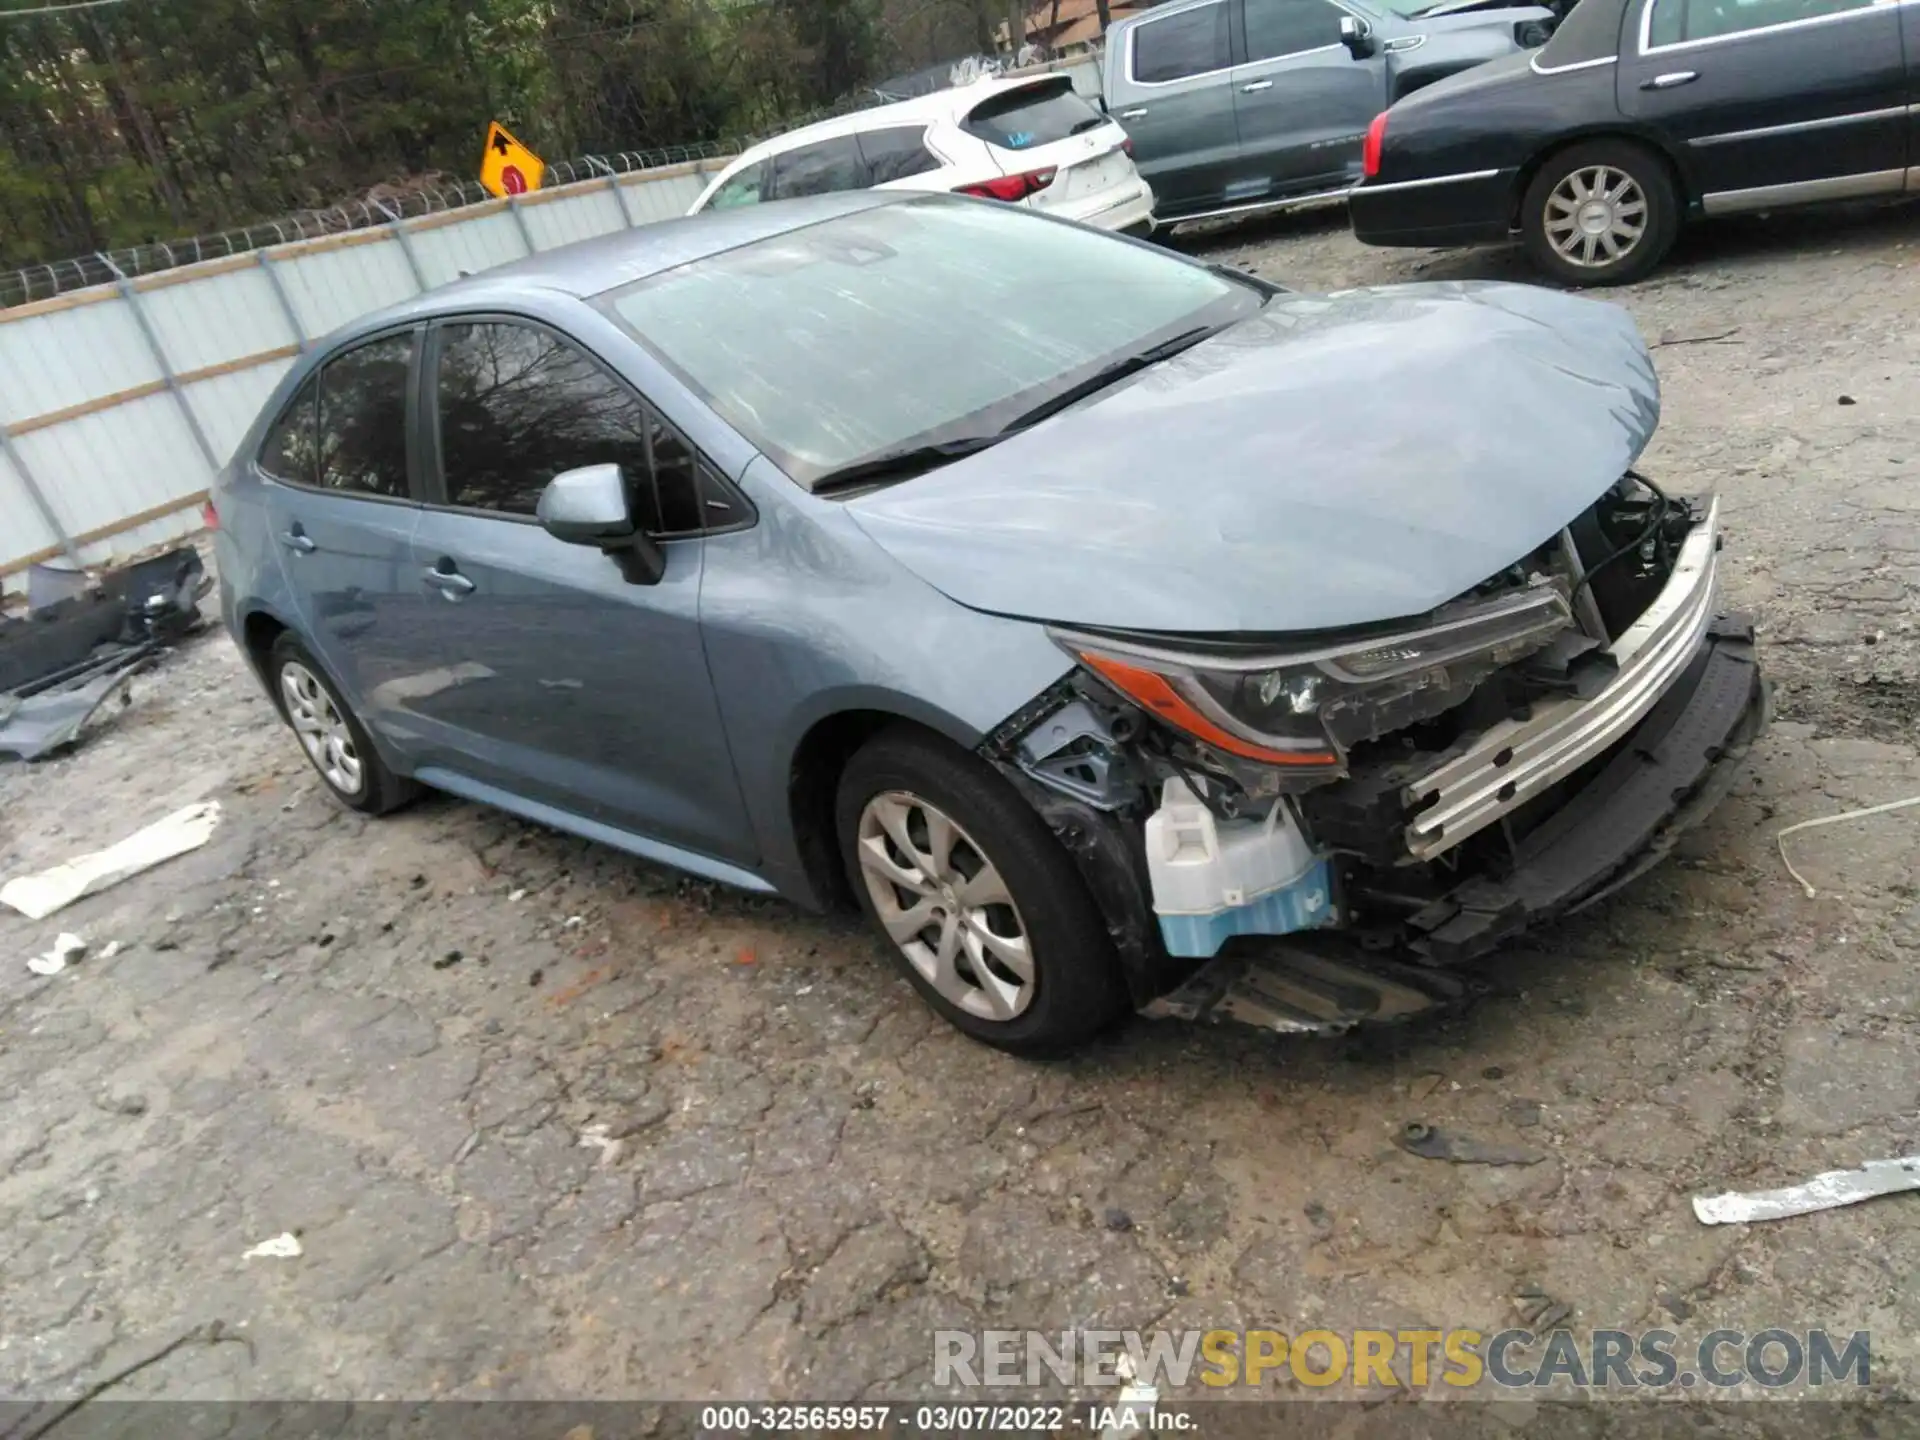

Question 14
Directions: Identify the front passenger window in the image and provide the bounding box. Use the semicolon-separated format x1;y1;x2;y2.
708;162;768;210
1243;0;1348;60
433;321;711;536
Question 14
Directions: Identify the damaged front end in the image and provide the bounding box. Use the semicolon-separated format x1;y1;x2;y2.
982;477;1768;1035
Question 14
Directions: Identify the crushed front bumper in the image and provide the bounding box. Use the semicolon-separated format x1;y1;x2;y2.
1406;495;1727;862
1144;616;1767;1031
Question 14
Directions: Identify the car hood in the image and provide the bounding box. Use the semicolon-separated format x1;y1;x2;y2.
845;281;1658;635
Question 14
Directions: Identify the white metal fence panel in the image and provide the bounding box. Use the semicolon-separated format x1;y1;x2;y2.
0;156;728;596
0;301;156;428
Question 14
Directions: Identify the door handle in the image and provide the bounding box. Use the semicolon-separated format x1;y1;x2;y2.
1641;71;1698;90
1241;79;1274;93
279;529;316;554
1118;107;1148;119
422;565;475;598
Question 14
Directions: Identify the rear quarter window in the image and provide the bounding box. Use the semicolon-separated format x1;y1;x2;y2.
963;80;1107;151
1538;0;1629;64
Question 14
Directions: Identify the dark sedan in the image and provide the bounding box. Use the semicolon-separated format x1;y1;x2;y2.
1348;0;1912;284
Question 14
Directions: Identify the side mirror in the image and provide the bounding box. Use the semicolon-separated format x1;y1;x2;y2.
537;464;666;584
1339;15;1378;59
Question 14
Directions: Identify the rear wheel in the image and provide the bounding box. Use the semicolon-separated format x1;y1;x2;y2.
1521;140;1679;287
835;728;1127;1056
267;633;415;815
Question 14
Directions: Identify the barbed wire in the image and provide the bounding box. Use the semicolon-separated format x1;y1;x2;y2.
0;138;750;308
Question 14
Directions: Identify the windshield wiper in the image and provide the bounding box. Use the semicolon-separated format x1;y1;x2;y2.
810;326;1224;494
1069;115;1109;136
810;435;1004;494
996;326;1220;434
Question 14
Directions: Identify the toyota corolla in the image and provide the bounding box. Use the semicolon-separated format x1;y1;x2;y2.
213;192;1767;1054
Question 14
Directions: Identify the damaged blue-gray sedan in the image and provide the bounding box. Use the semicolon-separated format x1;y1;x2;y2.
212;192;1766;1054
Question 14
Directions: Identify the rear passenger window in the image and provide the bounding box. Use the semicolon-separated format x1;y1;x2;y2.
1131;2;1231;82
432;321;714;536
857;126;942;183
257;374;319;485
963;81;1106;151
1243;0;1347;60
316;333;414;499
1646;0;1866;43
767;137;871;200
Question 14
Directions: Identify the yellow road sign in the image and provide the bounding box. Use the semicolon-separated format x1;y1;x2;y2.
480;121;545;199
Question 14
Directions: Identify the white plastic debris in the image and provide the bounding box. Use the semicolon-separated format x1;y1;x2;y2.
1693;1155;1920;1225
1;802;222;920
99;940;122;959
578;1123;623;1167
508;889;527;903
1100;1349;1159;1440
1777;792;1920;898
27;932;87;977
562;915;584;929
242;1232;304;1260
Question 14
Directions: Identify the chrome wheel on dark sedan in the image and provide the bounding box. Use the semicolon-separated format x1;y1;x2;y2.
1543;165;1647;270
1522;140;1679;289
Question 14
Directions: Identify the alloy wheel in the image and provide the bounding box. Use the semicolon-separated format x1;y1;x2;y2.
280;660;364;797
1544;165;1648;269
855;790;1035;1021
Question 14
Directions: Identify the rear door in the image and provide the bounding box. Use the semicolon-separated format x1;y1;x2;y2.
1622;0;1906;211
399;316;757;863
957;78;1136;219
1110;0;1241;211
256;329;427;746
1231;0;1386;196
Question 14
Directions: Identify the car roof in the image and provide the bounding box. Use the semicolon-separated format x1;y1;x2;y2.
324;190;906;343
728;72;1079;165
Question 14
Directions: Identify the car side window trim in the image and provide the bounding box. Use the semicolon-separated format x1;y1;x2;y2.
417;312;755;540
1236;0;1359;65
1126;0;1235;87
1637;0;1879;53
253;324;425;508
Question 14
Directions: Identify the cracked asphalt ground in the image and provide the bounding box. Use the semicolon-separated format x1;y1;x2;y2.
3;201;1918;1414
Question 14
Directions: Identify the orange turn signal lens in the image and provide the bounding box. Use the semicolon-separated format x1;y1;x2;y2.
1079;652;1340;768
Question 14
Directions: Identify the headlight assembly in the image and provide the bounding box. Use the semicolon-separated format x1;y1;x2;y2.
1058;586;1573;779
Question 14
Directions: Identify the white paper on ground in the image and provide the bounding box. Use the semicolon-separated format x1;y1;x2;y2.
1;801;222;921
26;932;87;977
1692;1155;1920;1225
242;1232;304;1260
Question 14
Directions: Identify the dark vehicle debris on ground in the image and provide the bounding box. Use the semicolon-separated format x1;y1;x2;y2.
0;546;210;761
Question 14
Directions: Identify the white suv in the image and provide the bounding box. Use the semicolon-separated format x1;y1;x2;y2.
688;75;1156;234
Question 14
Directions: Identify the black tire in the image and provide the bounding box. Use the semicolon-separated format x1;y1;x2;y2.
1521;139;1680;288
835;726;1127;1057
266;633;416;816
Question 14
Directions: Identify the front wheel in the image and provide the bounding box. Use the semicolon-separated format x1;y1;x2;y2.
1521;140;1680;288
835;728;1127;1056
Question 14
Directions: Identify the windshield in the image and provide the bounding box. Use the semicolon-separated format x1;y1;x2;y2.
603;197;1261;488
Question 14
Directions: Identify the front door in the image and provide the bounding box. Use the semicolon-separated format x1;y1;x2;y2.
255;329;427;749
1112;0;1242;213
399;317;756;866
1231;0;1384;197
1622;0;1907;213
